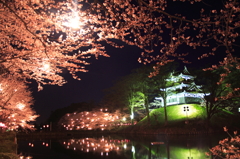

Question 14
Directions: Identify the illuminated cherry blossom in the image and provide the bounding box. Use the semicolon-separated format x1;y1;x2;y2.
0;75;38;130
59;109;131;130
0;0;239;90
60;137;131;155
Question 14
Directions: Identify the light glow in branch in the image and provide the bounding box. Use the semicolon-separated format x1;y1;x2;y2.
17;103;25;110
62;12;82;29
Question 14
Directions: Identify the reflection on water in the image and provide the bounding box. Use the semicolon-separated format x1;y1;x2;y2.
60;137;130;155
17;134;225;159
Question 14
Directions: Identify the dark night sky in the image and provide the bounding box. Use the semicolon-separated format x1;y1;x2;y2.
30;43;215;124
30;43;226;124
31;44;143;124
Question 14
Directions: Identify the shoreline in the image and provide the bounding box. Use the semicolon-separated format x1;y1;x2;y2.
16;126;226;139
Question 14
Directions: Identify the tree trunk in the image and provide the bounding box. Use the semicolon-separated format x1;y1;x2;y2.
145;96;150;125
131;106;134;125
148;142;152;159
205;102;213;130
163;95;168;126
206;110;212;130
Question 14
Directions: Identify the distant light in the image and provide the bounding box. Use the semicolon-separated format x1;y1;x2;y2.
132;146;135;153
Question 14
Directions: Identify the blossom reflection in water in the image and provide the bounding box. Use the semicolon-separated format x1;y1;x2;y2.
18;135;215;159
60;136;130;155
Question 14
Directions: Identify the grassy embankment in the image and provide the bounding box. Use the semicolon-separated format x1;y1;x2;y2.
0;131;18;159
116;104;237;134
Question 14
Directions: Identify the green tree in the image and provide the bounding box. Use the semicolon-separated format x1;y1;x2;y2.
151;62;179;126
100;79;130;113
132;67;156;125
199;65;240;127
126;85;145;125
102;73;146;124
101;65;156;125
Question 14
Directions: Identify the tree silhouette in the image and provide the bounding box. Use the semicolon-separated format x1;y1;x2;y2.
200;66;240;127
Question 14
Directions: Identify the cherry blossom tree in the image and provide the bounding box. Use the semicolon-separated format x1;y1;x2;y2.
0;75;38;130
207;127;240;158
58;109;130;130
0;0;110;90
77;0;240;74
1;0;239;90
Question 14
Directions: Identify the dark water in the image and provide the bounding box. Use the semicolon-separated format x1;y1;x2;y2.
17;133;227;159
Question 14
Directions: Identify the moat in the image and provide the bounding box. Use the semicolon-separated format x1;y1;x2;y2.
17;133;226;159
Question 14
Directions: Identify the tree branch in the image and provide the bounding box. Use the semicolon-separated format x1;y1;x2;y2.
0;0;49;58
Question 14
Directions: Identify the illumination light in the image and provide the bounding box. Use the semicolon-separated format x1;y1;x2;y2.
17;103;25;110
130;113;134;119
63;12;81;29
40;62;51;73
0;122;6;128
132;146;135;153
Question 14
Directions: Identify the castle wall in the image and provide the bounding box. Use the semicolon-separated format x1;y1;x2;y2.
166;96;202;106
184;97;202;104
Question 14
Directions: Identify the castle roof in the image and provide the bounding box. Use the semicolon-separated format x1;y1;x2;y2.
183;66;191;75
166;82;202;92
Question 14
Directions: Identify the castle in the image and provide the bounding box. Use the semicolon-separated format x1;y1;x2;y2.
155;66;208;106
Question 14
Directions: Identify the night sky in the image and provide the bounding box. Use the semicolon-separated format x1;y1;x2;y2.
30;43;225;124
30;44;216;124
31;44;143;124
